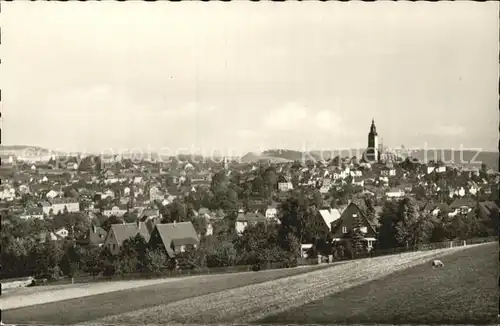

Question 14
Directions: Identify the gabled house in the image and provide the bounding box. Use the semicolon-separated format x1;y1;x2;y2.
476;201;499;221
265;202;279;220
82;224;108;246
149;221;200;258
54;227;70;239
330;202;378;250
104;221;151;255
449;198;475;216
318;208;341;232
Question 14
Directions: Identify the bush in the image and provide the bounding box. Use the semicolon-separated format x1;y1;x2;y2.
252;264;261;271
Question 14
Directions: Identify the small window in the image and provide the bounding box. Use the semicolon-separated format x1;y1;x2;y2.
360;226;368;233
342;226;347;234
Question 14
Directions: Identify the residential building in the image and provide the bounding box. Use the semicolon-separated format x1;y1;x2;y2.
54;227;69;239
318;208;341;232
278;182;294;192
235;210;267;234
149;221;200;258
80;224;107;247
48;198;80;214
265;202;279;220
104;221;151;255
330;202;378;250
103;205;128;218
449;198;474;216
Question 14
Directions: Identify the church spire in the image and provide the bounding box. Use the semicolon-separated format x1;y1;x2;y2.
370;119;377;136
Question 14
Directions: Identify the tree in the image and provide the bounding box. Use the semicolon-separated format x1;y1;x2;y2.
27;241;64;277
101;215;124;232
113;234;149;274
123;211;139;223
395;198;433;248
278;193;328;246
80;246;104;276
348;213;366;253
207;241;237;267
480;163;488;180
144;248;168;273
162;200;187;223
233;223;283;266
375;200;400;249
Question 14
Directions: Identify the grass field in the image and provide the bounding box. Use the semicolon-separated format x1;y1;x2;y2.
260;242;498;325
3;244;495;325
82;246;473;325
1;264;331;324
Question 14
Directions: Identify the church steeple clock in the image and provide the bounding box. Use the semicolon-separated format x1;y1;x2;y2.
367;119;379;162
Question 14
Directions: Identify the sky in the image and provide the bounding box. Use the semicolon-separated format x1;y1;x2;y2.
1;1;498;156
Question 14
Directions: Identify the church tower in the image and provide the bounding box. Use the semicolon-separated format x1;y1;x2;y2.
367;119;379;162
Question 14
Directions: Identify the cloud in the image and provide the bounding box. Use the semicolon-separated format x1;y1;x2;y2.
263;102;342;133
315;109;342;131
428;124;466;136
263;102;309;130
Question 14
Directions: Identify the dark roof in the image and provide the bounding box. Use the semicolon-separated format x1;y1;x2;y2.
171;237;199;247
331;202;378;235
89;225;107;245
153;222;199;257
478;201;499;215
449;198;475;209
108;222;151;245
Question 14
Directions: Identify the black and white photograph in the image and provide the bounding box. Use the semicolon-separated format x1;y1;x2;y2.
0;1;498;325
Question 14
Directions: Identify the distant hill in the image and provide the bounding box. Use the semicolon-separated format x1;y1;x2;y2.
406;149;498;170
239;148;498;170
0;145;52;158
241;148;369;163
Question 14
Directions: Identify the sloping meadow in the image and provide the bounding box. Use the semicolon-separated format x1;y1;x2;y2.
83;245;476;325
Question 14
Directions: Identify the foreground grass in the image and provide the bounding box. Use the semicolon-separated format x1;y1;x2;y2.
85;246;470;325
260;242;498;325
2;264;331;324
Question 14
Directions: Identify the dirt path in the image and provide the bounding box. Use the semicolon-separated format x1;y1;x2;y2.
0;277;192;310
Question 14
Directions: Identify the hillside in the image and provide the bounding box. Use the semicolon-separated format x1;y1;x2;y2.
407;149;498;170
261;242;497;324
240;148;498;170
0;145;52;158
